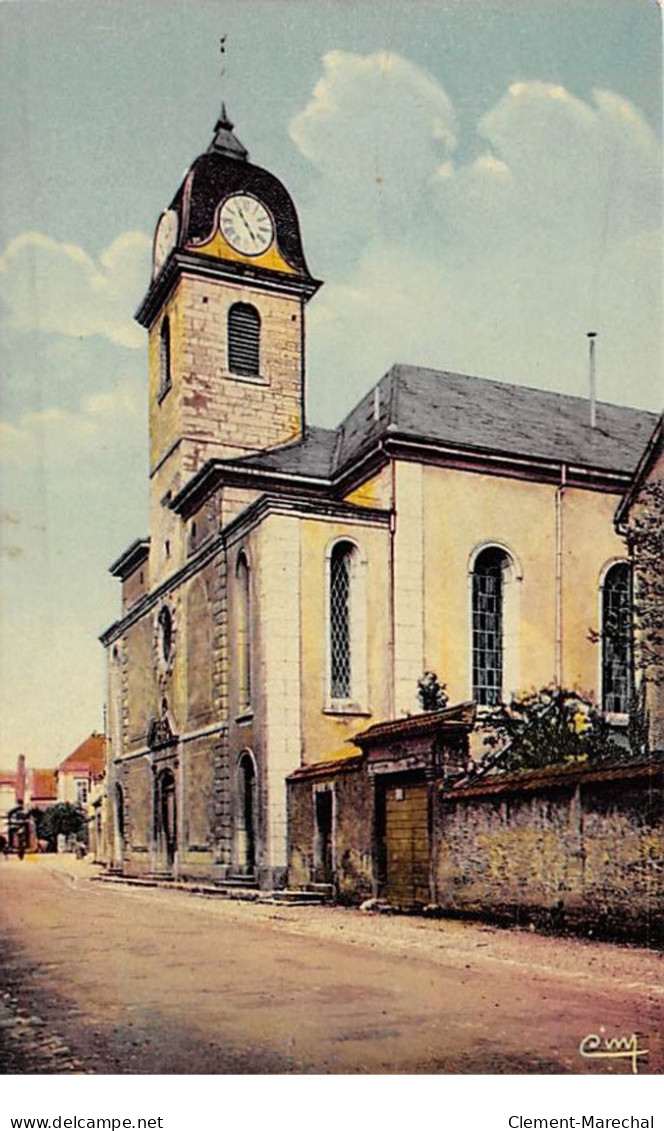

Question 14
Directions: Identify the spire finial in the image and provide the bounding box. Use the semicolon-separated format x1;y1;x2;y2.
208;102;248;161
216;102;233;132
208;33;248;160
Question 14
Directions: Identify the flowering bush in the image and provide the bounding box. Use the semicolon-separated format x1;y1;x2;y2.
476;686;624;772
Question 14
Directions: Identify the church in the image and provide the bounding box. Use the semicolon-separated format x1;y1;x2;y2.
101;103;658;895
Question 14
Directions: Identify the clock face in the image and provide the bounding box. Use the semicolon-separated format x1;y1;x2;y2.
153;210;179;278
219;194;274;256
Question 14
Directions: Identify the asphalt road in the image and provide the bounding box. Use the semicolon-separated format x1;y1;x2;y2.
1;855;662;1075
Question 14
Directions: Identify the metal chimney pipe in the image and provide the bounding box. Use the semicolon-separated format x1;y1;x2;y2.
587;332;597;429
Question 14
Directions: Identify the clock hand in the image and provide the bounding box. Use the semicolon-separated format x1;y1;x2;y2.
236;205;258;241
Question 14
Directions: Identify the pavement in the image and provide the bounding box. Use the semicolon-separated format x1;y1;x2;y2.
1;853;662;1074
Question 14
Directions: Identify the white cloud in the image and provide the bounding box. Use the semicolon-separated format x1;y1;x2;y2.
290;50;456;243
0;231;151;349
0;375;144;466
292;56;662;422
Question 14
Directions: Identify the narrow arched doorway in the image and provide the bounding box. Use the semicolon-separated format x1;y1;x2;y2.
115;782;125;864
235;752;257;876
155;767;177;870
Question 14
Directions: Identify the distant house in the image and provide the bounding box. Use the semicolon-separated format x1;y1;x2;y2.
0;771;16;841
56;733;107;809
7;757;57;850
25;768;57;811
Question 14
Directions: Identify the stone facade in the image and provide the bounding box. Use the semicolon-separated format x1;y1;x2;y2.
288;716;663;944
287;707;473;906
288;755;373;904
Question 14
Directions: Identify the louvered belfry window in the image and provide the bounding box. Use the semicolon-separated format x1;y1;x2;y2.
330;543;353;699
602;562;632;714
228;303;260;377
472;547;509;706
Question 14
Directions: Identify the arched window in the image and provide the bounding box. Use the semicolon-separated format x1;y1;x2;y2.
115;783;125;844
601;562;632;714
159;317;171;397
234;751;257;875
237;553;252;711
228;303;260;377
472;546;513;706
157;606;173;663
327;537;371;706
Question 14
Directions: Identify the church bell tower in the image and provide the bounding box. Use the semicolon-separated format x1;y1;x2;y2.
135;104;321;581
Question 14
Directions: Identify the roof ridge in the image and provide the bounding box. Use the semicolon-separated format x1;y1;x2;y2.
388;364;402;428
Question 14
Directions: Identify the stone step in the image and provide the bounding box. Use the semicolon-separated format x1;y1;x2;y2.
264;889;327;905
216;876;259;889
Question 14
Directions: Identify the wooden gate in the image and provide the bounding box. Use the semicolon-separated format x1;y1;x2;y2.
384;782;430;908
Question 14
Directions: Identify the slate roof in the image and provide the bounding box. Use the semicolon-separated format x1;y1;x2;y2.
230;364;659;482
335;364;659;476
235;425;338;479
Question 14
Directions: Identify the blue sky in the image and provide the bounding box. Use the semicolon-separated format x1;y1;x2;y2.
0;0;661;768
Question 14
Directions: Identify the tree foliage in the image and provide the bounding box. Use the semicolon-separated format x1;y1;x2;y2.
39;803;87;845
477;686;624;773
627;478;664;688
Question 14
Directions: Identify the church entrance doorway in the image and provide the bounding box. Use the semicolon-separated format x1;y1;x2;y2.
155;767;177;872
235;753;257;876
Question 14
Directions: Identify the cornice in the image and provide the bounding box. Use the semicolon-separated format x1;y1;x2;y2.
171;429;633;523
135;251;322;328
221;492;391;550
379;435;634;494
101;493;390;646
100;535;224;646
109;538;150;580
171;459;331;518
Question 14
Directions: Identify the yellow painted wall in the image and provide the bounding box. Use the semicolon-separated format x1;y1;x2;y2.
344;465;393;510
562;486;629;695
420;464;627;705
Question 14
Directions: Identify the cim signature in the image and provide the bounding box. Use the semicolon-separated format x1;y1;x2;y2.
579;1033;648;1075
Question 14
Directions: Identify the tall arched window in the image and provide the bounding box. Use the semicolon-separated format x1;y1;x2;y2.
115;783;125;844
237;553;252;711
234;751;257;875
228;303;260;377
159;317;171;397
601;562;632;714
472;546;512;706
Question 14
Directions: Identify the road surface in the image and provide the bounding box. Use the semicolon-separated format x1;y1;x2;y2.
1;855;661;1074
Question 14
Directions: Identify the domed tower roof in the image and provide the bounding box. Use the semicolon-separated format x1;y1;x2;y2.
137;105;320;326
